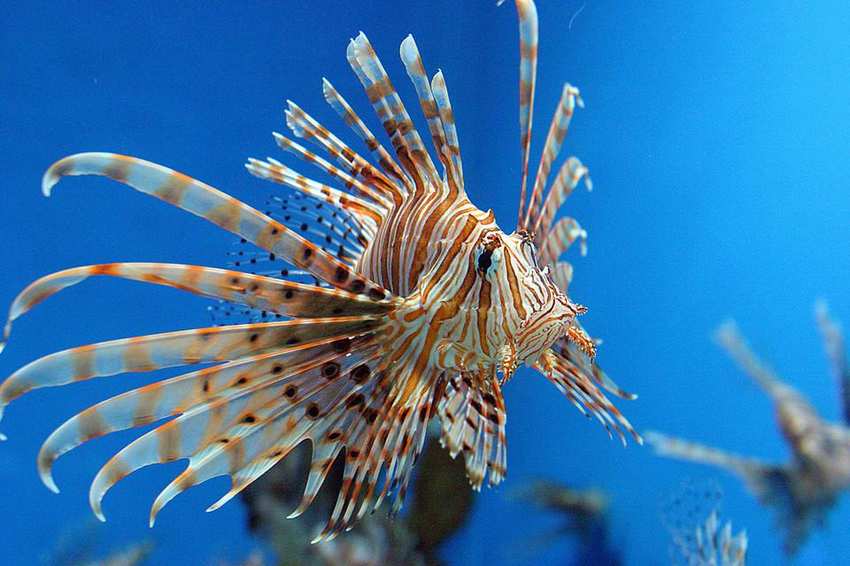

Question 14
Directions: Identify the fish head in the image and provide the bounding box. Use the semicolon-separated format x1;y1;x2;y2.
470;228;592;379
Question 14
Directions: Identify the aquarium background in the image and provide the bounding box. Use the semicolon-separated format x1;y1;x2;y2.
3;1;850;564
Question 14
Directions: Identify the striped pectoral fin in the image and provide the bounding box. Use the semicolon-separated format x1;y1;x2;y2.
371;375;438;518
91;342;381;523
287;433;345;520
320;374;400;530
537;349;641;445
199;350;382;517
0;316;380;437
37;334;369;492
289;380;381;524
42;153;390;300
1;262;393;348
313;367;438;541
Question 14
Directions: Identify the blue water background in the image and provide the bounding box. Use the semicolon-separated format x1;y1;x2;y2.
3;2;850;564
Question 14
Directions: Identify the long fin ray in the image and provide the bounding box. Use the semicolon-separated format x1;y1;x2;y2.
538;216;587;266
37;334;369;491
42;153;390;300
322;77;411;197
245;157;383;230
534;156;591;241
1;262;392;350
284;100;397;207
430;71;464;191
506;0;538;227
524;84;583;231
89;337;379;521
147;348;381;525
0;317;380;436
346;33;437;188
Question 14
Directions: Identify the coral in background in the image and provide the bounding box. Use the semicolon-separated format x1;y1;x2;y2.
648;305;850;554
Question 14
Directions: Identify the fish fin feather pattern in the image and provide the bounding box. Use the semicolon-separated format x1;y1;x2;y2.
437;372;507;490
346;33;438;189
0;0;639;538
537;348;640;445
509;0;538;226
41;153;390;300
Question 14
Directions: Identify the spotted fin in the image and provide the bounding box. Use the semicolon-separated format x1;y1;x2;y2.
42;153;389;300
143;346;384;526
0;317;380;434
39;335;368;492
1;262;393;351
304;361;442;542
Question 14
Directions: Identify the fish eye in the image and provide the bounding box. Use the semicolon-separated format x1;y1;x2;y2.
477;248;493;273
476;232;502;276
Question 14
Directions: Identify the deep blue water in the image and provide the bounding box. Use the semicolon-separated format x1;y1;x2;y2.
3;2;850;564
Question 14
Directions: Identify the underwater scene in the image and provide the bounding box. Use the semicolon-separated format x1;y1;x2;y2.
3;1;850;564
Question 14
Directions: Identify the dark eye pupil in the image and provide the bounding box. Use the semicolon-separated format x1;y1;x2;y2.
477;250;493;272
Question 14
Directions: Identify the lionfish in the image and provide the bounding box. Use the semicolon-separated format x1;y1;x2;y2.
662;481;748;566
648;304;850;554
0;0;638;540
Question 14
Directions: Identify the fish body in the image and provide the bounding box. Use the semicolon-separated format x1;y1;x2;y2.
0;0;637;540
649;310;850;554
